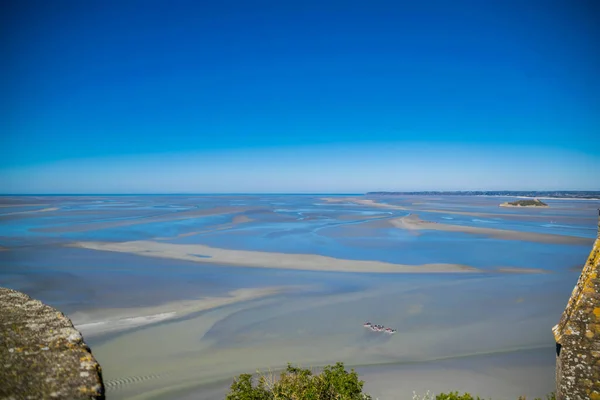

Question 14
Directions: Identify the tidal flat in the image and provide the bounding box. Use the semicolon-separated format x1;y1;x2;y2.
1;194;598;399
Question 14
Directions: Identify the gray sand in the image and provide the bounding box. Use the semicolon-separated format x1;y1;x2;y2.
70;240;482;273
90;273;566;400
170;347;555;400
389;214;592;245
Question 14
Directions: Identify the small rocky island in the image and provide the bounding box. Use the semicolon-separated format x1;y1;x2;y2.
500;199;548;208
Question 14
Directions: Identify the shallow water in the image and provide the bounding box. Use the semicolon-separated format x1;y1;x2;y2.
0;194;598;399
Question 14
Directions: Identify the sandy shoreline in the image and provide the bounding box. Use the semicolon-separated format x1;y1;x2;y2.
69;240;481;273
389;214;592;245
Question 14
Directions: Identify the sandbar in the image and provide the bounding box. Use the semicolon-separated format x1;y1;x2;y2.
69;240;481;273
496;267;549;274
0;207;59;216
33;206;253;233
322;197;409;210
72;286;288;338
0;203;48;208
336;213;393;221
389;214;593;245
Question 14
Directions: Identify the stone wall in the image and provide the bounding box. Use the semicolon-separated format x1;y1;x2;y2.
553;213;600;400
0;288;105;399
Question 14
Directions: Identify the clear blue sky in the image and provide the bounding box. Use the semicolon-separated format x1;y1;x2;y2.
1;0;598;193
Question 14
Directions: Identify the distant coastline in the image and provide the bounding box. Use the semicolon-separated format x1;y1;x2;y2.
1;191;598;200
366;191;600;200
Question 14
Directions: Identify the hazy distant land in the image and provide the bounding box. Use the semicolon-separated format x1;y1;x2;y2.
366;191;600;200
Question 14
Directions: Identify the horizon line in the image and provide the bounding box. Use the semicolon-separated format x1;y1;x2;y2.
1;190;600;196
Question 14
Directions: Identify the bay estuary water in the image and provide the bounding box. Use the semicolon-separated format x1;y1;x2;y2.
1;194;598;399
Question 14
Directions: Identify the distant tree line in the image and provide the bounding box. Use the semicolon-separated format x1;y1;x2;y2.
366;191;600;199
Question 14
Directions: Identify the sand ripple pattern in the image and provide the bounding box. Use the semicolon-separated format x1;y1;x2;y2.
105;371;172;391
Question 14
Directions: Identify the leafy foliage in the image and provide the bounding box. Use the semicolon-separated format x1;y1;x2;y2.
226;364;556;400
226;373;272;400
435;392;483;400
410;392;557;400
522;394;557;400
225;362;371;400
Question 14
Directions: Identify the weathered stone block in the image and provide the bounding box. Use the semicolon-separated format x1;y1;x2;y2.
0;288;105;399
553;226;600;400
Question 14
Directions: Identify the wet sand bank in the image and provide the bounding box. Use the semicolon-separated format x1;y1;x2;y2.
388;214;592;245
72;286;291;338
93;274;561;400
70;240;483;273
169;346;555;400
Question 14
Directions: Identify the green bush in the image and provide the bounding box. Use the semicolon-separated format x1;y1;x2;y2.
435;392;483;400
225;362;372;400
410;392;557;400
226;363;556;400
528;394;556;400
